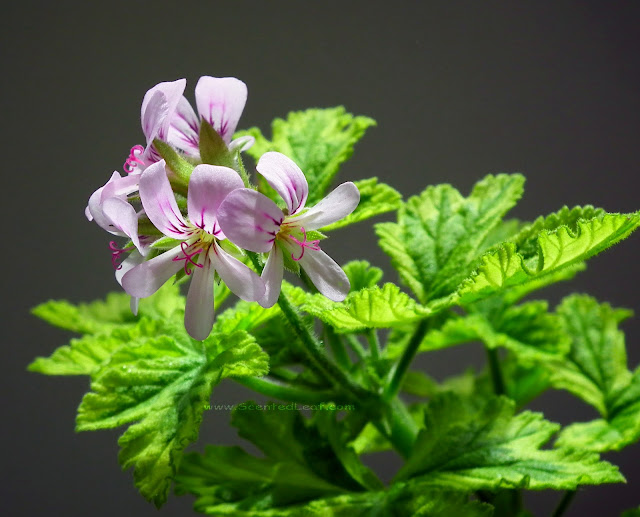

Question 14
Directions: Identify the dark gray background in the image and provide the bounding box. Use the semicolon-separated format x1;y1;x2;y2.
2;1;639;515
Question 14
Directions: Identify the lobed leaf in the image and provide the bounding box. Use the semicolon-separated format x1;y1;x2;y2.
76;329;268;507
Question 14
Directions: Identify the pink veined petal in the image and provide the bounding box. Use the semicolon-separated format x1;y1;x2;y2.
291;182;360;231
138;160;190;239
121;245;183;298
102;172;140;199
259;245;284;309
102;197;143;253
195;76;247;144
141;78;187;142
217;189;284;253
228;135;255;153
187;165;244;235
115;250;144;286
166;96;200;158
256;152;308;215
210;242;265;302
184;251;216;341
285;242;350;302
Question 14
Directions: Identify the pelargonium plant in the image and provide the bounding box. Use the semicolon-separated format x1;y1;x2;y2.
30;75;640;517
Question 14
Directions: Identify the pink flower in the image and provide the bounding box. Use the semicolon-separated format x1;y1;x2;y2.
121;160;264;340
217;152;360;308
123;76;253;174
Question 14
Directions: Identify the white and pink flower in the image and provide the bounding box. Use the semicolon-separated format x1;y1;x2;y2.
217;152;360;308
120;160;264;340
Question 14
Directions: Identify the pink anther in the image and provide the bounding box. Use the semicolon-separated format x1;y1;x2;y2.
289;227;321;261
123;145;145;174
172;241;204;275
109;241;133;270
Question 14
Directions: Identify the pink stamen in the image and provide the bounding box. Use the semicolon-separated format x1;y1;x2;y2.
289;227;321;261
172;241;204;275
109;241;134;270
123;145;145;174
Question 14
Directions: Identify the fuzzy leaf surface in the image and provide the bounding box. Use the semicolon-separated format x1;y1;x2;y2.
302;283;430;332
75;328;268;507
375;174;525;304
394;393;623;491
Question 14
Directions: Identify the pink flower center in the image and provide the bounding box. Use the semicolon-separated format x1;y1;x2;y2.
109;241;134;270
123;145;145;174
172;241;204;275
289;227;321;261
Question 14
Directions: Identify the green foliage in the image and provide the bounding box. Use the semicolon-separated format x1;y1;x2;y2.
320;177;402;231
199;119;235;168
376;174;525;304
545;296;640;453
153;138;194;184
76;328;268;507
343;260;384;292
394;393;623;490
236;107;375;203
458;211;640;304
302;283;430;332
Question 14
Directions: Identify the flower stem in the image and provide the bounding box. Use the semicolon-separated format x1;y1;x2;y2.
367;328;381;360
235;376;338;405
325;325;351;369
384;319;430;400
344;334;367;361
486;346;506;395
552;490;576;517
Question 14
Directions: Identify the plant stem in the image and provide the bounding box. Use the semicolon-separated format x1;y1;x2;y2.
367;328;381;360
235;376;338;405
384;319;429;400
552;490;576;517
325;325;351;369
486;346;506;395
344;334;367;361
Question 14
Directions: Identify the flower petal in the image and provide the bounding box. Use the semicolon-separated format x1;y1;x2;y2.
292;182;360;230
121;245;183;298
195;76;247;144
259;245;284;308
141;78;187;142
102;197;143;252
87;172;140;233
187;165;244;235
139;160;189;239
166;96;200;158
115;250;144;286
256;152;308;215
184;252;215;340
210;242;265;302
228;135;255;153
286;243;350;302
217;189;284;253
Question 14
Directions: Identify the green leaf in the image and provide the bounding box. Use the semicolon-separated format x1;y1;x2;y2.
76;329;268;507
177;449;490;517
394;393;623;491
199;119;235;168
320;177;402;231
549;295;633;415
458;211;640;304
232;403;369;492
237;107;376;203
621;506;640;517
376;174;525;304
386;301;569;364
553;297;640;452
342;260;384;292
302;283;430;332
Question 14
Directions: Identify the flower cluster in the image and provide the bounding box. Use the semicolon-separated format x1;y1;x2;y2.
86;76;360;340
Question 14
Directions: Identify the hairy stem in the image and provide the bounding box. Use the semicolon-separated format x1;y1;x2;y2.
384;319;430;400
325;325;351;369
367;328;381;360
552;490;576;517
486;346;506;395
235;376;339;405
